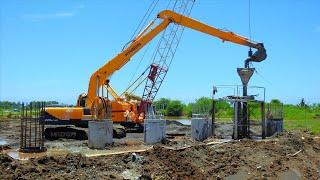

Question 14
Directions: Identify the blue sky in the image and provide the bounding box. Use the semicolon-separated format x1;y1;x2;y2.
1;0;319;105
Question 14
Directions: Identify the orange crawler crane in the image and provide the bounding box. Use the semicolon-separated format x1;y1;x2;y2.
43;10;267;139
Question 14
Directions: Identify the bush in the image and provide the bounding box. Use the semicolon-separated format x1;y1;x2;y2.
6;112;12;118
166;100;184;116
183;104;193;117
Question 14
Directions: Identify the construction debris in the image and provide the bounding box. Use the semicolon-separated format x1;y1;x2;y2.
1;118;320;179
0;127;319;179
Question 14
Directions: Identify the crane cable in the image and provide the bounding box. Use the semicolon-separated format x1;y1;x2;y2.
248;0;252;41
125;0;160;91
130;0;160;41
122;0;160;51
248;0;253;56
254;68;272;85
119;0;159;94
121;66;150;97
247;1;270;85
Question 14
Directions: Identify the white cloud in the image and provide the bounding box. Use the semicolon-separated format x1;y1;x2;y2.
22;12;75;21
21;3;85;22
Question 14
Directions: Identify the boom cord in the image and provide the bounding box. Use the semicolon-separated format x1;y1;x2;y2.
123;0;159;90
248;0;252;54
121;66;150;97
254;66;272;85
126;42;152;89
248;0;252;41
122;0;160;51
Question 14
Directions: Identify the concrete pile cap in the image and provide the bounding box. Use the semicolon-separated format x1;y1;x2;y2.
237;68;255;85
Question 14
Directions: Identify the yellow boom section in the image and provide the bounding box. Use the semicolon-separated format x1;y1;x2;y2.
86;10;266;107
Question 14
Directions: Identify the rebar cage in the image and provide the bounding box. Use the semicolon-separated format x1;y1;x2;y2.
20;102;46;153
266;103;284;136
212;85;266;139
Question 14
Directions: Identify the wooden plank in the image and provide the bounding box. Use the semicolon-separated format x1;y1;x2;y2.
85;147;153;157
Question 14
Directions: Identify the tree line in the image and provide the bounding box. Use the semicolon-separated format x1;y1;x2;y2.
154;97;320;117
154;97;233;117
1;98;319;118
0;101;60;110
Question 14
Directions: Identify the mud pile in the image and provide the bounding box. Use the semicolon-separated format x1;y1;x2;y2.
0;153;128;179
139;132;320;179
1;131;319;179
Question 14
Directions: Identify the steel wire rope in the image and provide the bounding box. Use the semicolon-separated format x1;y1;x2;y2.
125;0;160;93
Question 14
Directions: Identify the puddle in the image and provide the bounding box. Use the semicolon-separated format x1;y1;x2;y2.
225;170;248;180
121;169;141;179
279;169;301;180
0;138;8;145
5;149;47;160
7;150;28;160
175;119;191;125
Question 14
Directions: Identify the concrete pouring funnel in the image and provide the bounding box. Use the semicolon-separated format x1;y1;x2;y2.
237;68;255;85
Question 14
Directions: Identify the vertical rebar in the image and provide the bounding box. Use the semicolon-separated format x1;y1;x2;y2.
20;103;24;149
247;102;250;138
29;103;32;146
24;104;26;148
34;103;38;147
212;99;215;136
20;102;46;153
261;102;266;139
42;102;45;147
233;102;239;140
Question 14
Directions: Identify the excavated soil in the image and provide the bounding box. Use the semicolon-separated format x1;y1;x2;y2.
0;119;320;179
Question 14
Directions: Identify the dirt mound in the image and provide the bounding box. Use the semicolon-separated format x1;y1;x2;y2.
0;131;319;179
140;146;207;179
139;131;320;179
166;120;186;126
0;153;127;179
166;120;191;136
0;153;13;163
0;144;11;151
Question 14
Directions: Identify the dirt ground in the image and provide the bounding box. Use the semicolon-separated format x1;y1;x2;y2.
1;119;320;179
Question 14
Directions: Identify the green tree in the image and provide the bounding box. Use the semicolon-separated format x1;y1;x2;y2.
153;98;171;115
193;97;212;115
248;102;261;119
166;100;184;116
270;99;282;104
183;103;193;117
215;101;233;118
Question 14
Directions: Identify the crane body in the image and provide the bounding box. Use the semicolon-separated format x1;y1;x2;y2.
43;10;267;138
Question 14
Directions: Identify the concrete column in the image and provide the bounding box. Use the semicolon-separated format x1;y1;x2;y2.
88;120;113;149
191;118;208;141
144;119;166;144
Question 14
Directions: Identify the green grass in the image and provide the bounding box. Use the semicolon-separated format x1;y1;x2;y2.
165;105;320;134
1;102;320;134
0;110;20;119
283;105;320;134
